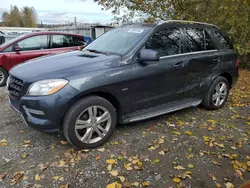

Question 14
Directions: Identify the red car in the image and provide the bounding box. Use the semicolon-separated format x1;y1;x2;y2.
0;31;85;86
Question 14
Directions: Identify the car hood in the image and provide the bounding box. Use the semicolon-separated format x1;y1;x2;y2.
10;51;122;82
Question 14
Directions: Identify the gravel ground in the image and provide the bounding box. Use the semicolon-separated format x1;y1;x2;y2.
0;70;250;188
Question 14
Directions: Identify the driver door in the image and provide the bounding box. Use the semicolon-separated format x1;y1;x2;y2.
130;27;188;111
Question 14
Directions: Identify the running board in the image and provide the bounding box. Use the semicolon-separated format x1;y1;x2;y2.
121;99;202;123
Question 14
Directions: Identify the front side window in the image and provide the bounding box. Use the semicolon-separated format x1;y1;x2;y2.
146;28;182;57
212;30;233;50
184;28;205;52
17;35;48;51
71;36;85;46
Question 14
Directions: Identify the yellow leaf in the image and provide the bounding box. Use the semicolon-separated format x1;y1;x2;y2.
230;146;237;150
247;161;250;167
159;150;165;155
187;164;194;169
142;181;149;187
97;148;105;152
24;140;31;144
35;174;40;181
225;182;234;188
52;176;60;181
132;182;139;187
151;159;160;165
174;165;186;170
172;131;181;135
58;160;66;167
117;156;123;160
216;183;222;188
207;119;217;124
235;169;243;177
106;159;116;165
172;177;181;183
118;176;125;182
185;130;193;136
0;139;8;146
106;182;122;188
187;154;193;159
107;164;112;171
96;155;101;161
158;138;164;144
109;170;118;177
124;163;133;171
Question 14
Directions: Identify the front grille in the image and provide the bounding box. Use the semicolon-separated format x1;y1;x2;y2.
8;76;24;98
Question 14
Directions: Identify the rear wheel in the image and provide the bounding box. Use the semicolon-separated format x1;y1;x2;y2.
202;76;229;110
63;96;117;149
0;67;8;87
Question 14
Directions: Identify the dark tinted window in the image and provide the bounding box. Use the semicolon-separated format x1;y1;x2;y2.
17;35;48;51
212;30;233;49
146;28;182;57
184;28;205;52
205;31;216;50
52;35;84;48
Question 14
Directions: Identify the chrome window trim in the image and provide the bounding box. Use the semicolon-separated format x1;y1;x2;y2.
159;50;218;59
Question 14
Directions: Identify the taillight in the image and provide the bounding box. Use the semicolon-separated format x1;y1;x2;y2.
236;58;240;67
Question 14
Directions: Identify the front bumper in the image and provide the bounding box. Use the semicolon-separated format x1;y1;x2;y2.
8;84;79;132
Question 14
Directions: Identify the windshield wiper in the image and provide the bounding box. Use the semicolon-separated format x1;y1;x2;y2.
86;49;106;55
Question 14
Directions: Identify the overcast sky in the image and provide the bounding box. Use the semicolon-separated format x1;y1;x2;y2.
0;0;113;24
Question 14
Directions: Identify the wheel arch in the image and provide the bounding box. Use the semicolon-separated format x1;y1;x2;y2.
219;72;233;88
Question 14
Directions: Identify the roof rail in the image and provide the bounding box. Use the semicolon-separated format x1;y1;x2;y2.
157;20;219;28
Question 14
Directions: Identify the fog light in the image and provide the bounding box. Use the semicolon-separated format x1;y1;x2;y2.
23;106;45;115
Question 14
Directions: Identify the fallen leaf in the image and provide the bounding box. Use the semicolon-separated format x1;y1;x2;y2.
107;164;112;171
96;155;101;160
174;165;186;170
225;182;234;188
142;181;149;187
172;131;181;135
118;176;125;182
97;148;105;152
10;171;24;185
158;138;164;144
230;146;237;150
208;119;217;124
106;159;116;165
151;159;160;165
172;177;181;183
185;130;193;136
60;183;69;188
159;150;165;155
124;163;133;171
24;140;31;144
216;183;222;188
60;140;68;145
132;182;139;187
106;182;122;188
0;139;8;146
109;170;118;177
35;174;40;181
187;164;194;169
52;176;60;181
21;153;28;159
124;182;132;187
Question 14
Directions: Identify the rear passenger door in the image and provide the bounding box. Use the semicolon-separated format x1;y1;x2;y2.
50;34;84;55
183;27;221;99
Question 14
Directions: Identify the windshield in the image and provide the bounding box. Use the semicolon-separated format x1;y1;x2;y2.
85;25;152;55
0;35;24;48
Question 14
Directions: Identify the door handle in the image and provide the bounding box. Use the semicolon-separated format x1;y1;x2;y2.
174;62;184;68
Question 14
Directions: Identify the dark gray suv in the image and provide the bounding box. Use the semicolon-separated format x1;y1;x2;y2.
8;20;239;149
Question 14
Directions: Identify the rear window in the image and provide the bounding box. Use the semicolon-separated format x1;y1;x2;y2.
211;30;233;50
183;28;205;52
52;35;84;48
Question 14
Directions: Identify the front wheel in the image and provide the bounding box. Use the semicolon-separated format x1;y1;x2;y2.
63;96;117;149
202;76;229;110
0;67;8;87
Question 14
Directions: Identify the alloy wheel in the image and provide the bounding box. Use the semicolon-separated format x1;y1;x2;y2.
0;71;4;85
75;105;112;144
212;82;228;106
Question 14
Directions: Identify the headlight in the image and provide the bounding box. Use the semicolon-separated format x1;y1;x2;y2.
27;79;68;96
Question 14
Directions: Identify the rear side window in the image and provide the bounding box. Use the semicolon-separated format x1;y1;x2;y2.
183;28;205;52
52;35;84;48
211;30;233;50
17;35;48;51
146;28;182;57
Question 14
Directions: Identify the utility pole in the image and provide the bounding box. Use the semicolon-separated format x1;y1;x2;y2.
74;17;77;31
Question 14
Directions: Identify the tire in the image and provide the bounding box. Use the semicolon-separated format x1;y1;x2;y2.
202;76;230;110
63;96;117;149
0;67;8;87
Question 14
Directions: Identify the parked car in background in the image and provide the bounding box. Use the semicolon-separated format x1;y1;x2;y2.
0;31;87;86
8;21;239;149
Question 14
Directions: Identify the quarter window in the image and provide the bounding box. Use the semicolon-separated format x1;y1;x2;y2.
212;30;233;50
146;28;182;57
3;45;13;52
184;28;205;52
17;35;48;51
205;31;216;50
52;35;84;48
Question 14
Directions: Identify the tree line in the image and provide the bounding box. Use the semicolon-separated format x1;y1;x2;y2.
96;0;250;68
1;6;37;27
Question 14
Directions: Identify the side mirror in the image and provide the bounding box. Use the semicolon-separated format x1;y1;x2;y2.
14;45;21;52
138;49;159;62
